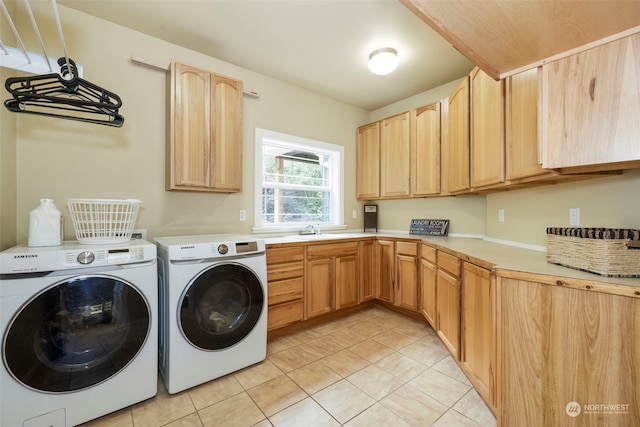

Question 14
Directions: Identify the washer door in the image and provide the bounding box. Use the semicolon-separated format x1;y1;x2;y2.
179;263;264;351
3;275;150;393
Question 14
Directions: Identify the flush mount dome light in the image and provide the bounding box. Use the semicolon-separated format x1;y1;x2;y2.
368;47;399;75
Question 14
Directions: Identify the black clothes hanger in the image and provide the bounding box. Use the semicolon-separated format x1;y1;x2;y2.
4;57;124;127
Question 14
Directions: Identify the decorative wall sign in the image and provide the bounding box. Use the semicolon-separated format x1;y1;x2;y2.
409;219;449;236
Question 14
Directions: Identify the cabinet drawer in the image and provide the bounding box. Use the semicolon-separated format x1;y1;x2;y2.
268;301;303;331
396;241;418;256
307;242;358;259
266;246;304;264
438;251;461;277
267;261;303;282
421;244;437;263
268;277;303;306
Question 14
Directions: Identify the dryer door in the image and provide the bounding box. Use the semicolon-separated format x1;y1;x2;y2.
2;274;150;393
179;262;264;350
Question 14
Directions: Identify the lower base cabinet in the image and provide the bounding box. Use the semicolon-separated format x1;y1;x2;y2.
460;262;495;409
306;242;359;318
497;276;640;426
395;241;419;312
266;246;304;330
436;251;461;359
420;244;437;326
359;240;376;302
376;240;395;303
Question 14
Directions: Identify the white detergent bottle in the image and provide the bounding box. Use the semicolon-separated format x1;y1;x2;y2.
28;199;62;247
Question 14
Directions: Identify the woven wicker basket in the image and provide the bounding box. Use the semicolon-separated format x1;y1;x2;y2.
546;227;640;277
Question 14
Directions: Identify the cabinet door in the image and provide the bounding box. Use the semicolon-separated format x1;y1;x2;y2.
359;240;376;302
505;67;547;180
306;258;333;318
211;74;243;191
396;253;418;311
437;268;460;359
542;33;640;171
498;277;640;426
461;262;494;407
335;255;358;310
356;122;380;199
470;67;505;188
448;76;470;193
170;62;212;189
375;240;395;303
380;112;411;198
420;257;437;327
167;61;243;192
411;103;441;195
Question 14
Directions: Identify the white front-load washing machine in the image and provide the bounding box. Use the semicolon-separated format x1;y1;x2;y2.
0;240;158;427
155;234;267;394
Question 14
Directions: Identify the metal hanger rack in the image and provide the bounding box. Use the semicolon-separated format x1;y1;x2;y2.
0;0;124;127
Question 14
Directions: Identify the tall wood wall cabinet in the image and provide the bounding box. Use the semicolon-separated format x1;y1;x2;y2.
380;112;411;198
167;60;243;192
356;122;381;199
505;67;547;180
447;76;470;194
411;103;441;196
470;67;505;189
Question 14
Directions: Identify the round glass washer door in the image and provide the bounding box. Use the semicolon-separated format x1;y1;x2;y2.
3;274;150;393
179;263;264;351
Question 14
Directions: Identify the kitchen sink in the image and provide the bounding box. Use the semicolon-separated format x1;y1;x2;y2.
287;233;352;241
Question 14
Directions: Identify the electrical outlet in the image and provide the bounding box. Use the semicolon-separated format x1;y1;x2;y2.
498;209;505;222
352;210;357;219
569;208;580;226
239;210;246;221
131;229;147;240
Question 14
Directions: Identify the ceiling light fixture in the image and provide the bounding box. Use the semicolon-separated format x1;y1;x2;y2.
368;47;399;75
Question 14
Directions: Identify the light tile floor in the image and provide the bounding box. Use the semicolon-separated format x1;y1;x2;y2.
81;306;497;427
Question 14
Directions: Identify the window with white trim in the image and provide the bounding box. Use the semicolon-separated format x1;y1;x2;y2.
254;128;344;232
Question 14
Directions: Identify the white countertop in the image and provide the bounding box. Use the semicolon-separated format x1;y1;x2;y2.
264;231;640;289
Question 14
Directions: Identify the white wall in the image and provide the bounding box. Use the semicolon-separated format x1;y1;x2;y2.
6;2;370;244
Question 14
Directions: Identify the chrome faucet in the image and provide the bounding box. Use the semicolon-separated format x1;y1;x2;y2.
299;224;321;235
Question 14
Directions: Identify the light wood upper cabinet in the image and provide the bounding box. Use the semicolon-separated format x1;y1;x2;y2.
460;262;495;410
447;76;470;194
470;67;505;188
380;112;411;198
411;103;441;196
356;122;380;199
505;67;547;180
167;61;243;192
541;32;640;172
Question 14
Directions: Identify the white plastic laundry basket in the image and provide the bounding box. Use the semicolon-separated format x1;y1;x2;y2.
67;198;142;244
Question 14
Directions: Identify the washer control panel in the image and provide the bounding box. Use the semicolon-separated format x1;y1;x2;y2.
0;240;156;274
158;236;265;261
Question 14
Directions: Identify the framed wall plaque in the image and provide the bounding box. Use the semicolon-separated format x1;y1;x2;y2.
409;219;449;236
